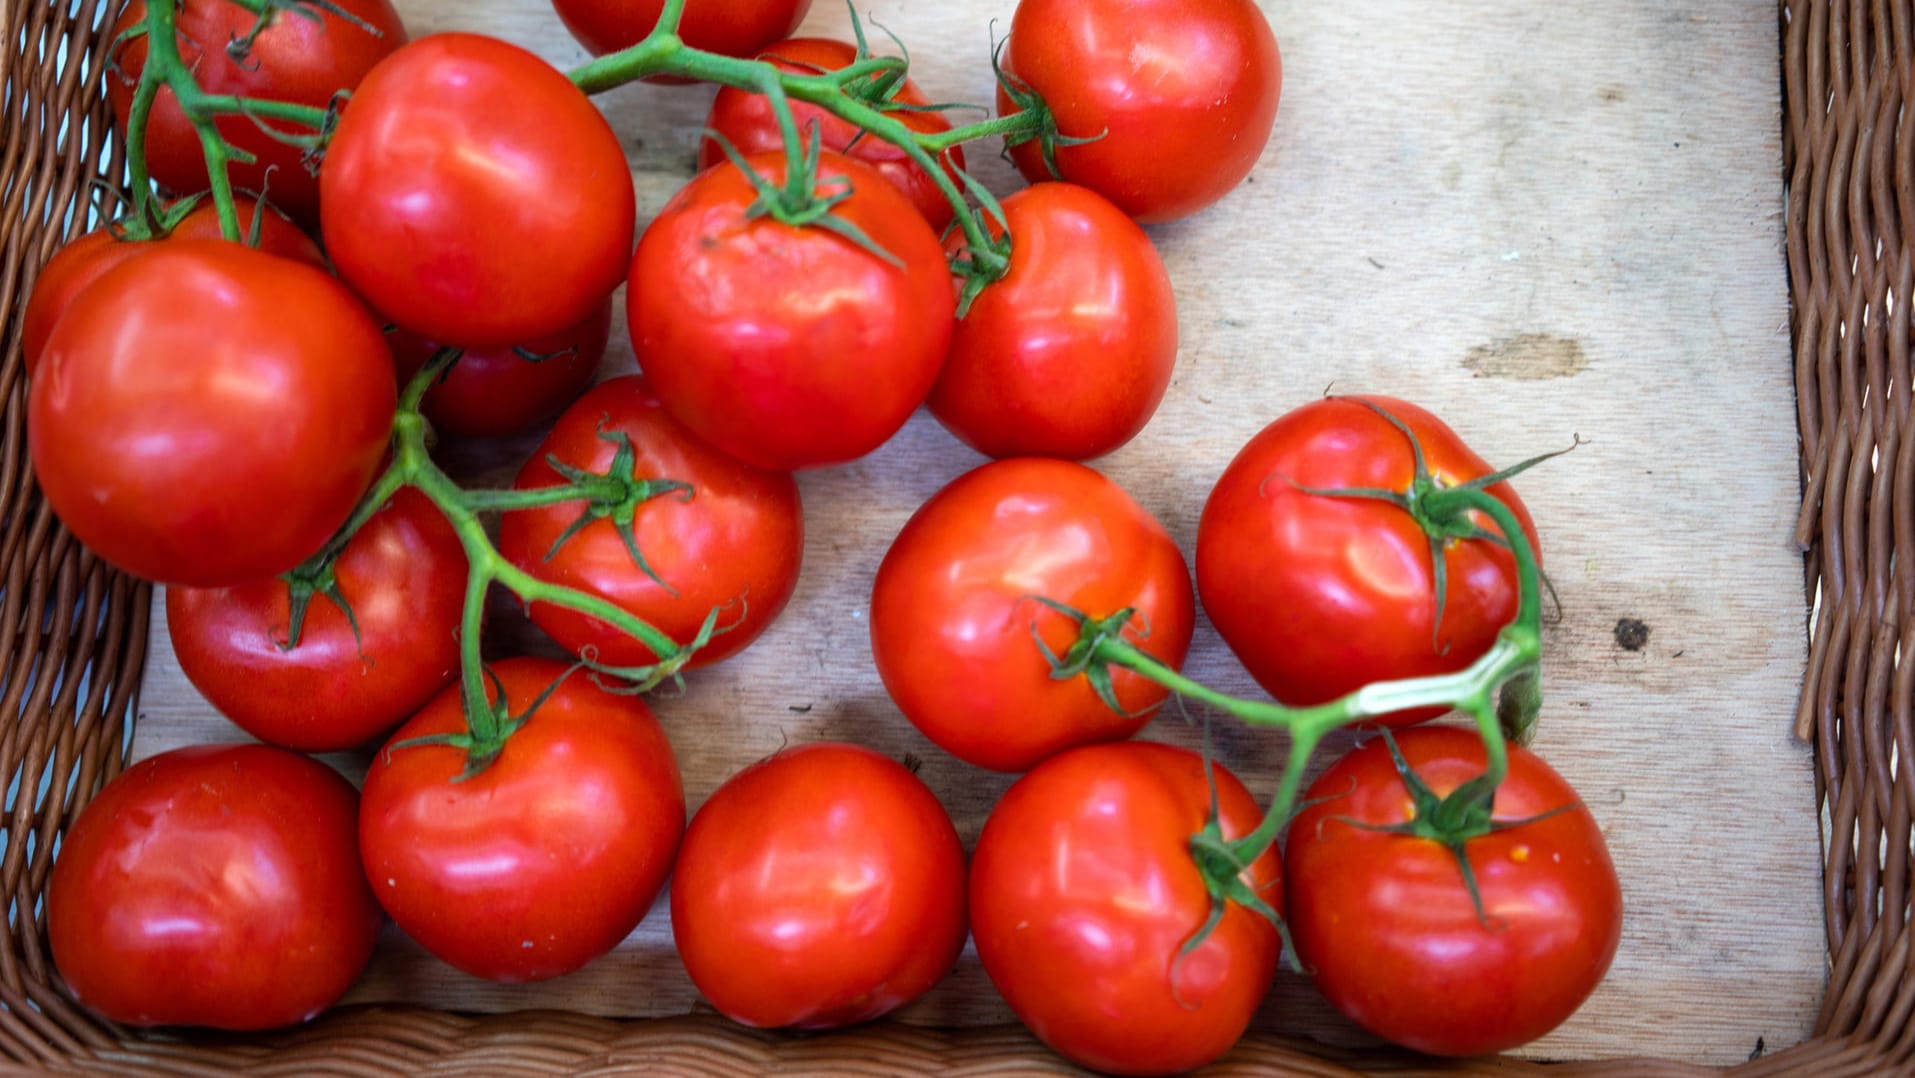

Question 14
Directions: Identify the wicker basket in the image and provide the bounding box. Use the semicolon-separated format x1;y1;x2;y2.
0;0;1894;1073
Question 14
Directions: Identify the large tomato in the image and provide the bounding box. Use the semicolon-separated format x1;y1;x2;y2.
998;0;1281;223
970;741;1281;1075
497;375;803;671
30;241;395;587
166;486;467;753
108;0;408;225
47;744;380;1029
358;658;684;982
1285;727;1623;1056
552;0;811;63
870;458;1193;772
670;742;967;1029
322;33;635;349
698;38;966;230
928;183;1177;461
627;149;954;471
389;298;611;439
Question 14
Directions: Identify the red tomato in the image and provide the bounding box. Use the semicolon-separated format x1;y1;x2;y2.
870;458;1193;772
30;241;395;587
47;744;379;1029
998;0;1281;223
1195;396;1540;725
970;741;1281;1075
497;375;804;671
108;0;408;225
166;487;467;753
322;33;635;349
553;0;810;64
359;657;684;982
698;38;967;230
670;742;967;1029
1285;727;1623;1056
627;150;954;470
389;298;611;439
929;183;1176;460
21;198;323;377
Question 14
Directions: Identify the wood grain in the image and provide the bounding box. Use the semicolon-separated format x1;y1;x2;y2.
132;0;1815;1065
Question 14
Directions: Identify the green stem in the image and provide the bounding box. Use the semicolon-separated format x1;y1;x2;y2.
920;109;1045;154
457;482;628;514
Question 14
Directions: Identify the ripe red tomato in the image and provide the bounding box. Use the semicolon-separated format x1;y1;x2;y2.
22;198;323;377
321;33;635;349
698;38;967;230
359;657;684;982
928;183;1176;460
552;0;811;63
970;741;1281;1075
47;744;379;1029
389;298;611;439
670;742;967;1029
627;150;954;470
1195;396;1540;725
166;487;467;753
108;0;408;225
1285;727;1623;1056
497;375;804;671
870;458;1193;772
30;241;395;587
998;0;1281;223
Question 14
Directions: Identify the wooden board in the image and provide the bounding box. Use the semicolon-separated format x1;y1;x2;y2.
132;0;1817;1065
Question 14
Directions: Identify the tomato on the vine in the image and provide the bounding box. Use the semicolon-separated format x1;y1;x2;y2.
48;744;380;1030
929;182;1177;461
970;740;1281;1075
497;375;804;671
1285;727;1622;1056
671;742;967;1029
870;458;1193;772
1196;396;1540;725
389;298;611;439
553;0;811;65
30;240;395;587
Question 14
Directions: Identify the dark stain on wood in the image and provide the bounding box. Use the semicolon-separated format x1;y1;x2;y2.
1463;332;1591;380
1615;617;1651;651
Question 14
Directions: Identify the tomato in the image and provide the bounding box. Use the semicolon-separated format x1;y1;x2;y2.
1286;727;1622;1056
166;487;467;753
929;183;1176;460
21;198;323;377
30;241;394;587
47;744;379;1029
497;376;803;671
389;298;610;439
998;0;1281;223
698;38;966;230
359;657;684;982
627;149;954;471
1195;396;1539;725
553;0;811;65
970;741;1280;1075
870;458;1193;772
670;742;967;1028
321;33;635;350
108;0;408;226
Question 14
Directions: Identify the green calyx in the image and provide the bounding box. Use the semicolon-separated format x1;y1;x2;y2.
987;32;1103;180
538;423;694;597
705;123;906;269
1027;597;1145;717
389;663;581;780
276;550;362;654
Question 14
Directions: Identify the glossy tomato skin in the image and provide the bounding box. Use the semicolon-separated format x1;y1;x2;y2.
971;741;1281;1075
30;241;395;587
929;183;1177;460
48;744;380;1029
999;0;1281;223
322;33;635;349
1286;728;1622;1056
698;38;966;230
108;0;407;225
166;487;468;753
553;0;810;64
389;298;611;439
627;149;955;471
1196;396;1540;725
22;199;324;376
870;458;1193;772
671;742;967;1029
359;658;684;982
498;376;804;671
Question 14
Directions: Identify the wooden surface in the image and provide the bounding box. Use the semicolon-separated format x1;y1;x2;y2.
132;0;1815;1066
